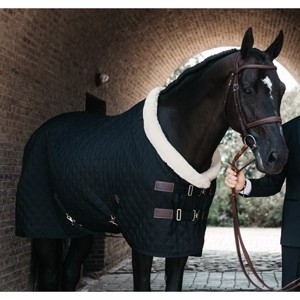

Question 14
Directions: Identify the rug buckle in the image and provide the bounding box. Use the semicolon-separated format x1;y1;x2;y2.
176;209;182;221
66;213;75;226
192;210;200;221
187;185;194;196
109;215;118;226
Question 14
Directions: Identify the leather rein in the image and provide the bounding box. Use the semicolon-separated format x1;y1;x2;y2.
229;145;300;291
226;54;300;291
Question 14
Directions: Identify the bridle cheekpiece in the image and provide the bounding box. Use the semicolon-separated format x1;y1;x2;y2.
225;53;282;148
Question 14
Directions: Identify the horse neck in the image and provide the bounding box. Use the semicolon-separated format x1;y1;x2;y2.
157;64;231;172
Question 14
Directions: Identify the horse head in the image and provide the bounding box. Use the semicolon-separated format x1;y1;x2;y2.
225;28;288;175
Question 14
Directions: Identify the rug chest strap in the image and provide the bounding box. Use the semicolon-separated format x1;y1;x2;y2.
154;180;213;196
153;208;208;222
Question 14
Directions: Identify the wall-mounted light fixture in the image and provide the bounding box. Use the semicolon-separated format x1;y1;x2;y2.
95;71;109;87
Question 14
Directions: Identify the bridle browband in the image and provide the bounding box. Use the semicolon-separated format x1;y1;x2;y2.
224;53;282;146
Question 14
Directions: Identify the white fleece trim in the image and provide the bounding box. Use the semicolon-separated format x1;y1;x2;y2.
143;87;221;189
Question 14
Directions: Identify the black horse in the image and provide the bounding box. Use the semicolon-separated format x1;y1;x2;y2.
16;28;288;291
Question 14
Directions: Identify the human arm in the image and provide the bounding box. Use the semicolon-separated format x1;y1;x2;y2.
225;166;287;197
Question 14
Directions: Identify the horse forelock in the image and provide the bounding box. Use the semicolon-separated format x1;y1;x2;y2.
162;48;238;94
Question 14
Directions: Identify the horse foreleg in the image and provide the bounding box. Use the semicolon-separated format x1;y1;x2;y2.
31;238;64;291
61;235;94;291
131;249;153;291
165;256;188;291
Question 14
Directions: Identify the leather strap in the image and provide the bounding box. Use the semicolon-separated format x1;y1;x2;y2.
236;64;277;73
153;208;208;222
246;116;282;129
224;53;280;138
154;180;213;196
229;145;300;291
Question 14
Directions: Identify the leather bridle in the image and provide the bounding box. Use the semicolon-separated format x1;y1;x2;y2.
229;145;300;291
224;53;282;144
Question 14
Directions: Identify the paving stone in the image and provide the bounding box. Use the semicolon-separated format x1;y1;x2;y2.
79;227;283;292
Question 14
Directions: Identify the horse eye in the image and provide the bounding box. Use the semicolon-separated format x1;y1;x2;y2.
244;87;254;95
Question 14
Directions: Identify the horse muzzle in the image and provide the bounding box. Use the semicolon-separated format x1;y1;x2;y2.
251;139;288;175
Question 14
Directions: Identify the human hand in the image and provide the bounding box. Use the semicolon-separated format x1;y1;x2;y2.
225;167;246;191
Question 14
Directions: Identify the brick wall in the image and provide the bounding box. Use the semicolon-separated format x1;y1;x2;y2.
0;8;300;291
0;9;133;290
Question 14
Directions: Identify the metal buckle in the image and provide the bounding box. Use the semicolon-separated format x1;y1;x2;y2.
233;83;239;92
66;213;76;226
109;215;118;226
244;134;257;150
66;213;83;228
176;209;182;221
187;185;194;196
192;210;200;221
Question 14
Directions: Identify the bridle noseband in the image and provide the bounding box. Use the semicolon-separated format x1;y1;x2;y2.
225;53;282;145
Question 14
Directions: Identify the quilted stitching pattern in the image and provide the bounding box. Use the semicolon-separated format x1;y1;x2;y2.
16;101;216;256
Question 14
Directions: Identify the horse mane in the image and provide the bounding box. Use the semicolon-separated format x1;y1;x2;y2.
162;48;239;94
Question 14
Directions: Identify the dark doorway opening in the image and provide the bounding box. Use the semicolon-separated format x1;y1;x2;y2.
85;92;106;114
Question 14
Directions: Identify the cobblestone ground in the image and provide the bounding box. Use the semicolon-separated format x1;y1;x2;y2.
79;251;282;291
105;251;281;273
78;227;283;292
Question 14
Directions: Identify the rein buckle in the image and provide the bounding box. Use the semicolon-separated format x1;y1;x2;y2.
233;83;239;92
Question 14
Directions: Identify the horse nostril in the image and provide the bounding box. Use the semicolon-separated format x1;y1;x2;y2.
268;151;278;164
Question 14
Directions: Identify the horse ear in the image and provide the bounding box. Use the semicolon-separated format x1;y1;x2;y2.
240;27;254;58
265;30;284;61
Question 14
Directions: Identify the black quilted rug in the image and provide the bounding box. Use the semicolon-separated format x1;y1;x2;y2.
16;99;216;257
